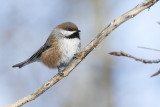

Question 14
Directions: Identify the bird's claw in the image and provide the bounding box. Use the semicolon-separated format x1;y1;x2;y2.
73;53;78;59
58;72;64;76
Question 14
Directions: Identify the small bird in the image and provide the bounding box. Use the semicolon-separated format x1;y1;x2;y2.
13;22;81;76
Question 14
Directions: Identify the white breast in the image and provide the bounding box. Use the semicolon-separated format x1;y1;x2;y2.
58;38;80;67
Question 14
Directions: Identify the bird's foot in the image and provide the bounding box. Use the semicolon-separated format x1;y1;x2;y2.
73;53;78;59
58;72;64;76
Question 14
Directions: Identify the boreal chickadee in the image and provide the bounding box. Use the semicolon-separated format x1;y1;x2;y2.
13;22;81;76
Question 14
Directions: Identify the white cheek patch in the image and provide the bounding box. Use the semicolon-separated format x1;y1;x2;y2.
60;29;76;36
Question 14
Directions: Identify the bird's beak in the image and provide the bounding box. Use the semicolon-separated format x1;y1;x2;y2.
77;30;81;32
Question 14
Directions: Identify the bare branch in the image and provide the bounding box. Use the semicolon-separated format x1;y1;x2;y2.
109;51;160;63
109;51;160;77
151;69;160;77
5;0;159;107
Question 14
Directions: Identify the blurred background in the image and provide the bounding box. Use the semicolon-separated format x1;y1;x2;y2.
0;0;160;107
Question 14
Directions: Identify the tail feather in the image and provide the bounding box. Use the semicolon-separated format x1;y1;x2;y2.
12;43;51;69
12;60;29;68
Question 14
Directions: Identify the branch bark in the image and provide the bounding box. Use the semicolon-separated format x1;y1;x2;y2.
109;51;160;77
109;51;160;64
5;0;159;107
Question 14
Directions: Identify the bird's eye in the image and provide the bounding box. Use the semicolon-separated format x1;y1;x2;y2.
68;28;74;31
67;28;80;32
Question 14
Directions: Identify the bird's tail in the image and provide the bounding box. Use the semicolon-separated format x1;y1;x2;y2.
12;43;50;68
12;60;31;68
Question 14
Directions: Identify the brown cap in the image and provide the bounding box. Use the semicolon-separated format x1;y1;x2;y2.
56;22;79;31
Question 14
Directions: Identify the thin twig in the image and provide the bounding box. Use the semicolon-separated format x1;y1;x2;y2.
151;69;160;77
138;46;160;52
5;0;159;107
109;51;160;63
109;51;160;77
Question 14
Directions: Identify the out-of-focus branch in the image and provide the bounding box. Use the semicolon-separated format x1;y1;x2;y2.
109;51;160;63
109;51;160;77
151;70;160;77
5;0;159;107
